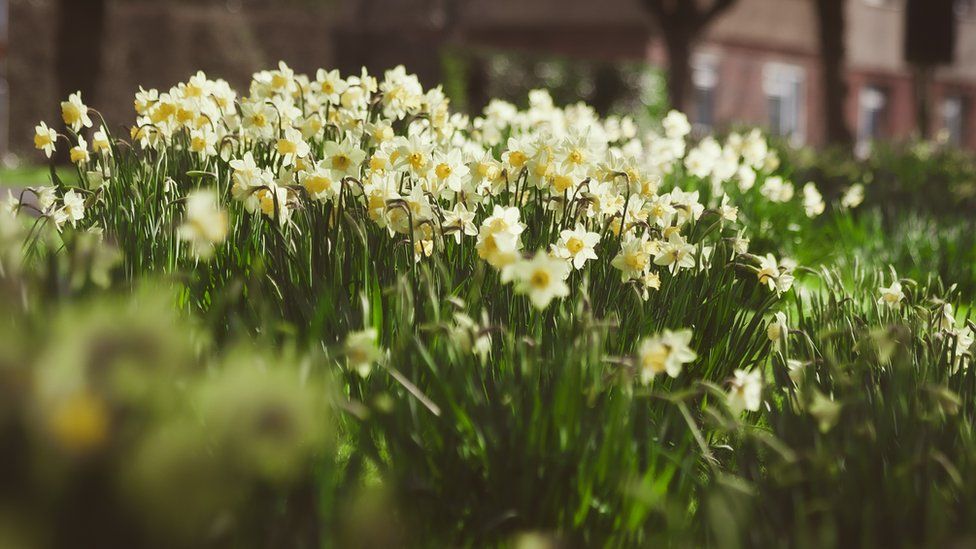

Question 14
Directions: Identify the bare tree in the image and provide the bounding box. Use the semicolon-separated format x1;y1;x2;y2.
639;0;738;112
814;0;853;147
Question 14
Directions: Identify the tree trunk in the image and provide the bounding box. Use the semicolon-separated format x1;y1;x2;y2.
814;0;853;147
912;64;934;139
663;30;693;113
54;0;105;164
55;0;106;117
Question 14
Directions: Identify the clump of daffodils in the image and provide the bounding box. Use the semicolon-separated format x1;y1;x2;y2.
22;62;808;314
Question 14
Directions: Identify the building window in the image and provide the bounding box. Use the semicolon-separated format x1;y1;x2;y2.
691;54;718;133
857;85;888;156
957;0;976;18
763;62;806;145
863;0;900;8
942;95;968;147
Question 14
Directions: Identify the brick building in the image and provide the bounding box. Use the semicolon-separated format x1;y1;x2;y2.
677;0;976;150
2;0;975;158
457;0;976;150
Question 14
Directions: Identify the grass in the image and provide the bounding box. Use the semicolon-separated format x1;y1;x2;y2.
0;165;75;187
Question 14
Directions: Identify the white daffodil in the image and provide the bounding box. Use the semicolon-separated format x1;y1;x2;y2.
501;251;571;310
757;253;794;294
314;68;349;104
276;127;310;167
878;280;905;307
553;225;600;269
840;183;865;209
653;231;696;273
178;189;228;259
431;149;470;193
760;176;794;203
727;369;763;414
92;127;112;155
767;312;788;342
476;205;525;269
611;234;652;281
802;182;825;218
34;122;58;158
736;165;756;192
61;92;93;132
322;138;364;179
662;110;691;140
301;161;342;202
61;190;86;227
69;137;90;165
344;328;382;378
636;329;697;384
442;202;477;244
938;303;956;331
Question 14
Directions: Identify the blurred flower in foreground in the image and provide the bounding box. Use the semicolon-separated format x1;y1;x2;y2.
178;189;228;259
727;369;762;414
840;183;865;209
636;329;697;384
802;182;825;218
345;328;382;377
502;251;571;310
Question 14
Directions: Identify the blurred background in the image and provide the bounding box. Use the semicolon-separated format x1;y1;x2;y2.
0;0;974;165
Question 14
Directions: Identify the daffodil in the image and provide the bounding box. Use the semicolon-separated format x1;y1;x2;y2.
61;92;93;132
552;225;600;269
61;189;85;227
760;176;794;203
431;149;470;194
69;137;90;165
802;182;825;218
344;328;382;377
92;126;112;155
878;280;905;307
314;68;348;103
611;235;652;281
324;137;366;179
727;369;763;414
757;253;794;294
840;183;865;209
276;127;310;167
476;205;525;269
301;161;342;202
662;110;691;139
34;121;58;158
178;189;228;259
767;312;788;342
636;329;697;384
501;251;571;310
442;202;477;244
653;232;697;273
